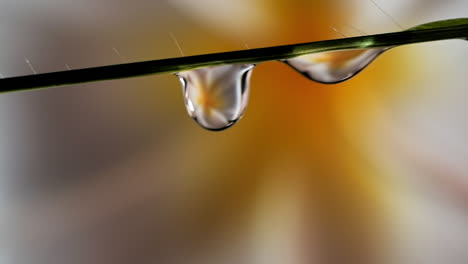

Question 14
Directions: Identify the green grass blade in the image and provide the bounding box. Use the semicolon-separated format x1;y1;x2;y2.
0;18;467;94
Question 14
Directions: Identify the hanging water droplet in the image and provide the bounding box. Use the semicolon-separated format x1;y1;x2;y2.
284;48;391;84
176;64;255;131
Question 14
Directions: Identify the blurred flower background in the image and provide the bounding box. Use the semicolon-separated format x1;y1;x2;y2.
0;0;467;263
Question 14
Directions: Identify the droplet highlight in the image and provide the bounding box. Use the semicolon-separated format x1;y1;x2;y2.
284;48;390;84
176;64;255;131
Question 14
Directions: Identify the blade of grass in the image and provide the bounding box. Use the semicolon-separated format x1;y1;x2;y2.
0;18;467;94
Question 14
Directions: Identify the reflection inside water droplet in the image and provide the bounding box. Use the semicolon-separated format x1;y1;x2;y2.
284;47;391;84
176;64;255;131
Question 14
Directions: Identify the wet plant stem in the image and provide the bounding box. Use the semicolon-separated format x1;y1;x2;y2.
0;19;467;94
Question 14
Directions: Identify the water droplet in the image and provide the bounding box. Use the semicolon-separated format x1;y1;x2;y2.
284;48;390;84
176;64;255;131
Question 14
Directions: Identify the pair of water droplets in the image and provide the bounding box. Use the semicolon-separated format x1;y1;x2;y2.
176;47;389;131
